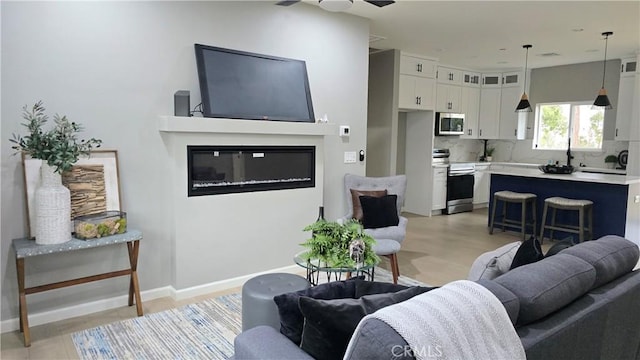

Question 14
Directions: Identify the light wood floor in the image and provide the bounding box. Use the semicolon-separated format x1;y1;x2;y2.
1;208;532;359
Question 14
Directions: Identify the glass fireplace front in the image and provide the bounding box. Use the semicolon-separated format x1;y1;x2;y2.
187;145;315;196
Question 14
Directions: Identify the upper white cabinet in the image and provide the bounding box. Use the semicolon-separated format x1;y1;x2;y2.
477;71;524;139
400;54;437;78
436;83;462;112
478;87;501;139
616;57;638;141
498;86;522;139
482;73;502;88
399;74;436;110
437;66;463;85
399;53;437;111
621;58;637;76
462;71;481;87
460;86;480;139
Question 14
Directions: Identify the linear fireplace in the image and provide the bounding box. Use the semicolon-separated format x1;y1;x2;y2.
187;145;315;196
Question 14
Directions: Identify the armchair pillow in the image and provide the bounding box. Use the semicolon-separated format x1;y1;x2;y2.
350;189;387;221
359;194;399;229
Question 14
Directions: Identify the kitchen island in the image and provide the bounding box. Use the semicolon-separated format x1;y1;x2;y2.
488;165;640;242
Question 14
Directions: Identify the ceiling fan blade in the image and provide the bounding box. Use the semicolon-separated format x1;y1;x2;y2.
275;0;301;6
363;0;395;7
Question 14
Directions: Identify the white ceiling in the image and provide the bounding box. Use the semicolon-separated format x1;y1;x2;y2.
307;0;640;71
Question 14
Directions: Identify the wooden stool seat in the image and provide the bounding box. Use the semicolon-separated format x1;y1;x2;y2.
490;191;537;240
540;197;593;244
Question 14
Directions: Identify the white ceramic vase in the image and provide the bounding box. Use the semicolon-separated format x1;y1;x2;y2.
35;163;72;245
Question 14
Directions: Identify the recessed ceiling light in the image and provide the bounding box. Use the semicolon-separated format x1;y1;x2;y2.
572;28;584;32
434;48;445;52
499;48;507;51
585;49;599;53
538;52;561;57
497;61;508;64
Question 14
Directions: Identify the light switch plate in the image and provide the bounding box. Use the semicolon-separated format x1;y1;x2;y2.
344;151;357;163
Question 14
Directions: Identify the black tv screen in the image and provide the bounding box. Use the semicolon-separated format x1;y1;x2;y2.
194;44;315;122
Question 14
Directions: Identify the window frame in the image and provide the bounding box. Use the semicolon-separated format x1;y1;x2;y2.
532;101;604;152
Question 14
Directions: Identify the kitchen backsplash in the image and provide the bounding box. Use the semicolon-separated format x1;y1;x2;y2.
434;137;629;168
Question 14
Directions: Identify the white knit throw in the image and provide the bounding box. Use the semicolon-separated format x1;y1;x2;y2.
344;280;526;360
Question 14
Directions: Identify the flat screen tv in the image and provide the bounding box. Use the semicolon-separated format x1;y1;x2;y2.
194;44;315;122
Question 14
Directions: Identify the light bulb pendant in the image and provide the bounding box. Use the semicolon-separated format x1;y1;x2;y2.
593;31;613;110
515;44;533;113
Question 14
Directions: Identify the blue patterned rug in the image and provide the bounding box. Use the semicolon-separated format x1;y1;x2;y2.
72;268;422;359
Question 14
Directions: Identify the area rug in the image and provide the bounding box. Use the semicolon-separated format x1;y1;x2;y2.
72;268;423;360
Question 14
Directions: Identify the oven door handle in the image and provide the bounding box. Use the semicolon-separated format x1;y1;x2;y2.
449;170;475;176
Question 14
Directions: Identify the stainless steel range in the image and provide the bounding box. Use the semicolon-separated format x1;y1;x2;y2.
446;162;475;214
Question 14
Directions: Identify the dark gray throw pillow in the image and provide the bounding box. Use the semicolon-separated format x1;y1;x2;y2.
298;286;434;360
510;235;544;270
545;237;575;257
273;278;361;345
359;194;399;229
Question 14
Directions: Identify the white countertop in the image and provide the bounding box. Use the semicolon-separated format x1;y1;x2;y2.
489;165;640;185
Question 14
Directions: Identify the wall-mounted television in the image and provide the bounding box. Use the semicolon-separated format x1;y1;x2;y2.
194;44;315;122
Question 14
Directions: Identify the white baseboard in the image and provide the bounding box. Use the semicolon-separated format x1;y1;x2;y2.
169;265;302;300
1;265;303;334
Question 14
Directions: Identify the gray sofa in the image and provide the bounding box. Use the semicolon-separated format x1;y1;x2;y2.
233;235;640;360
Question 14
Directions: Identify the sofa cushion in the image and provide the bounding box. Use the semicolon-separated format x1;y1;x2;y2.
495;253;596;325
560;235;639;289
298;286;432;360
510;236;544;270
273;278;360;345
468;242;521;281
350;189;387;221
360;194;400;229
476;279;520;324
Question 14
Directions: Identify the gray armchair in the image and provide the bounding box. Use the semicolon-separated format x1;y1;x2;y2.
340;174;408;283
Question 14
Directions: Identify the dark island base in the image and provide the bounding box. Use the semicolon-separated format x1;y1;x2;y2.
489;174;628;242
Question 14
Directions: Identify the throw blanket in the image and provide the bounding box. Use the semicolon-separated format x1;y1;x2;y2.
344;280;525;360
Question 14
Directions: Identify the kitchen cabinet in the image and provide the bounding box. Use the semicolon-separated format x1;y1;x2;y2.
482;73;502;88
460;86;480;139
432;166;447;211
478;87;501;139
436;83;462;112
615;58;636;141
473;163;490;205
399;74;436;110
437;66;462;85
498;86;522;139
400;54;437;78
501;71;522;88
463;71;481;87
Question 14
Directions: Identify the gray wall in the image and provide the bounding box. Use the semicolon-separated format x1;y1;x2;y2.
1;1;368;326
530;59;621;140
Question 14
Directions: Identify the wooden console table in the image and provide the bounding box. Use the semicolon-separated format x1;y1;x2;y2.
11;229;143;347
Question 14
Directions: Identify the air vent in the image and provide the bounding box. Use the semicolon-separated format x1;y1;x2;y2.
369;34;386;43
538;52;561;57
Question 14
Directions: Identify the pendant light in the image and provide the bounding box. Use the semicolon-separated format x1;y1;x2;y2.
593;31;613;109
516;44;533;112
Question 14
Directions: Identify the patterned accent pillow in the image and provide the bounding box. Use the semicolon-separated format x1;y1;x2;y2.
467;242;522;281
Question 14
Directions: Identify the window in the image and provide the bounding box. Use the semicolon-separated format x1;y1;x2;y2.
533;102;604;150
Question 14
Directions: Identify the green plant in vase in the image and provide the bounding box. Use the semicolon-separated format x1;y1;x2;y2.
301;218;379;268
604;155;618;169
10;101;102;173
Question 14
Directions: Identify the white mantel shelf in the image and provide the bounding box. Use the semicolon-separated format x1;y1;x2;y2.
159;116;337;136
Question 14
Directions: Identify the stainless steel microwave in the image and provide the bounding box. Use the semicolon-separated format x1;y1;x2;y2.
435;112;465;136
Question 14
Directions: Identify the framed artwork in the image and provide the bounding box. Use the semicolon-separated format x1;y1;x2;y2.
22;150;122;239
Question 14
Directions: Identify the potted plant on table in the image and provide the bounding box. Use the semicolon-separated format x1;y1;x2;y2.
10;101;102;245
301;218;379;269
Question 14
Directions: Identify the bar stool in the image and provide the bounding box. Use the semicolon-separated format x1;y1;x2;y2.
489;191;538;240
540;197;593;244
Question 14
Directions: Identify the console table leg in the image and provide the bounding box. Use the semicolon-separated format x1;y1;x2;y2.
127;240;143;316
16;258;30;347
